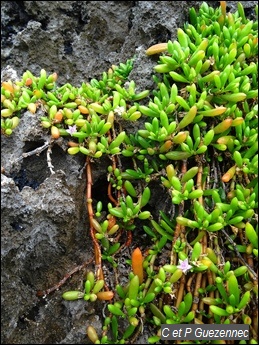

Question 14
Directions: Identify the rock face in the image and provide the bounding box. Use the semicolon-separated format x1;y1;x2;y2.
1;1;257;344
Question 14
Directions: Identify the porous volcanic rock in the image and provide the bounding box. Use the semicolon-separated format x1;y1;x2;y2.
1;1;257;344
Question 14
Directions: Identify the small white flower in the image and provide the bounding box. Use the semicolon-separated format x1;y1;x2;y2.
177;258;192;274
114;106;125;116
66;125;77;135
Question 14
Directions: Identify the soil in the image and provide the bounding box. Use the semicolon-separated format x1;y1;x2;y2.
1;1;257;344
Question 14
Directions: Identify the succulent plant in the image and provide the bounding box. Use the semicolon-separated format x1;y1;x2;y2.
1;1;258;344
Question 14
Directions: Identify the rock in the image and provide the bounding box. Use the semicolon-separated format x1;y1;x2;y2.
1;1;257;343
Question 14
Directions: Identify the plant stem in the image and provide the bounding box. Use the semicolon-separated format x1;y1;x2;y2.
86;156;104;281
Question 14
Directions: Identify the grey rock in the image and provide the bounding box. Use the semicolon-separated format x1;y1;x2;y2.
1;1;257;343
